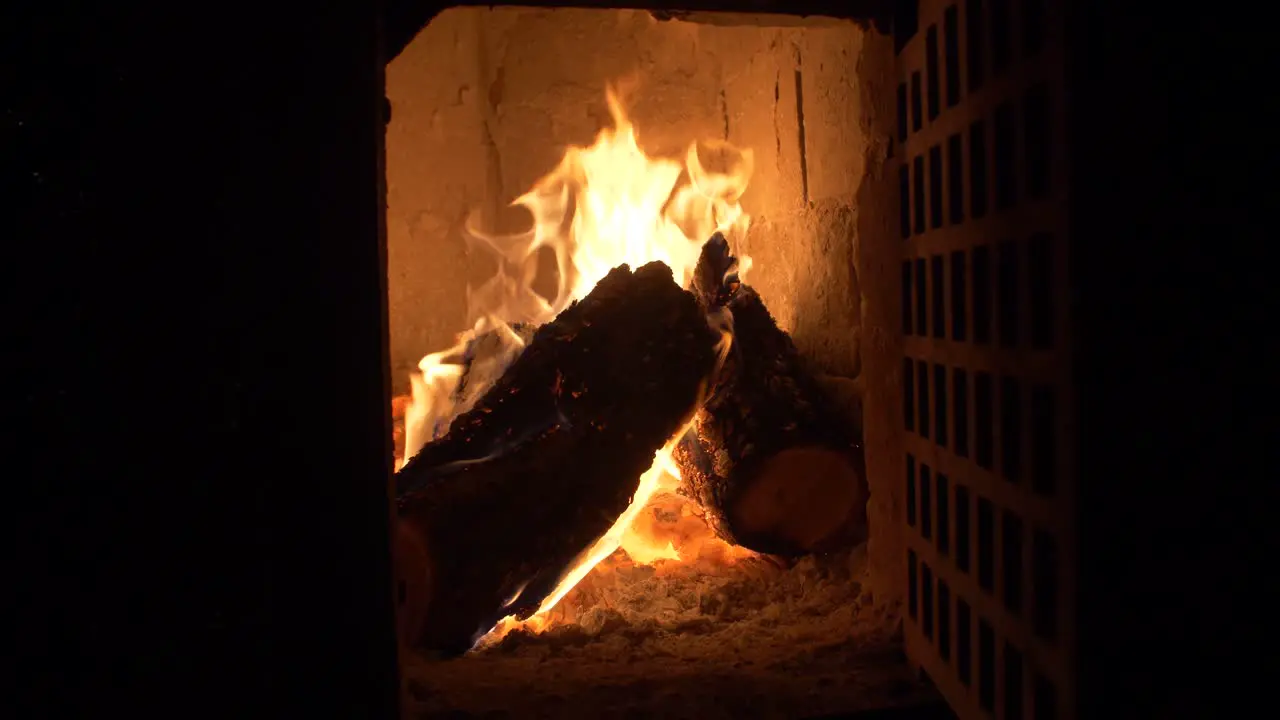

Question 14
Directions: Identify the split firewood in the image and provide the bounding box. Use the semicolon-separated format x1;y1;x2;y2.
394;322;539;467
673;233;868;557
447;321;539;419
394;262;719;657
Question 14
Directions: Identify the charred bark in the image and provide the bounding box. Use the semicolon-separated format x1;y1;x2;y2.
392;323;538;467
450;322;539;408
674;233;867;557
394;262;719;656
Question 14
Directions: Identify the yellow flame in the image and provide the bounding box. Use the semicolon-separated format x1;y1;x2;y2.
479;418;694;646
398;85;757;643
532;409;701;614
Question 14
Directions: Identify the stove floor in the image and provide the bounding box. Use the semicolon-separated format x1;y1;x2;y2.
402;545;941;719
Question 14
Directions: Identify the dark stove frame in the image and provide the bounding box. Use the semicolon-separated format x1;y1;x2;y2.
15;2;1242;718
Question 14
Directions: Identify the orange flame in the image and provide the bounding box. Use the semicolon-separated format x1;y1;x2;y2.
399;86;758;645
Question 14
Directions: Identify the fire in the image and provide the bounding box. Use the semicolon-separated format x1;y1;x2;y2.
399;86;757;645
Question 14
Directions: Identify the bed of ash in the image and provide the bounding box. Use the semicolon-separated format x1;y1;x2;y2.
401;493;935;719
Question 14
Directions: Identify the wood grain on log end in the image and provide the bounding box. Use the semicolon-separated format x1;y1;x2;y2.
731;447;866;553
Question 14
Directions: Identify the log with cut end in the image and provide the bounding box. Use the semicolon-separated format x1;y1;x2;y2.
394;262;719;657
674;233;867;557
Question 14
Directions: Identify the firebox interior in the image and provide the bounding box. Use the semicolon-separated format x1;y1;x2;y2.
385;7;922;718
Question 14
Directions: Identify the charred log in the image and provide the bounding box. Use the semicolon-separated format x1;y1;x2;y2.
394;262;719;656
674;233;867;557
450;321;539;410
392;323;538;467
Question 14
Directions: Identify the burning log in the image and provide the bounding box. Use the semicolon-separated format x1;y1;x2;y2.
449;321;539;411
674;233;867;557
394;261;719;656
395;322;539;468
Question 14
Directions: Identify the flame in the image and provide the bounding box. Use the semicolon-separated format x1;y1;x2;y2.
478;428;689;646
535;414;699;614
398;85;758;645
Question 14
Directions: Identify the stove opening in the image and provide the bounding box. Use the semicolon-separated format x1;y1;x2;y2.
385;7;925;717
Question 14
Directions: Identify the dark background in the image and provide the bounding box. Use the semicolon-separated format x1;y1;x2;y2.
11;2;397;716
9;1;1259;717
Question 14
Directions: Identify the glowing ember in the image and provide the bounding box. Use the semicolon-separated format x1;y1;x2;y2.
398;86;758;645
